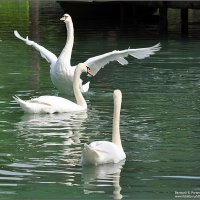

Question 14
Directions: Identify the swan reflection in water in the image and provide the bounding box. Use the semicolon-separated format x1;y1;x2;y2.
15;112;88;146
82;160;125;200
12;112;90;187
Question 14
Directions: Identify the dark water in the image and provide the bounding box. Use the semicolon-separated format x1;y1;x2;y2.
0;1;200;199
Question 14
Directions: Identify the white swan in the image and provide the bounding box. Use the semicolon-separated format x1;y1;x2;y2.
81;89;126;165
14;13;161;95
13;63;91;114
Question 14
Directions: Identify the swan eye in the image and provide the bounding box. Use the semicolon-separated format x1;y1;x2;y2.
63;15;68;20
87;67;93;77
87;67;91;72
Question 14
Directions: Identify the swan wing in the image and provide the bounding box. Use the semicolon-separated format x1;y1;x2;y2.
14;30;57;65
29;96;85;112
29;96;78;108
84;43;161;76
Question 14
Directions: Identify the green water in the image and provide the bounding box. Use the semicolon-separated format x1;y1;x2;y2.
0;1;200;200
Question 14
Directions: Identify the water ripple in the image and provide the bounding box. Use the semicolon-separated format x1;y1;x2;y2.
154;176;200;180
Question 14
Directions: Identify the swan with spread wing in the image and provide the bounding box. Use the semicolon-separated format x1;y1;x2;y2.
14;13;161;95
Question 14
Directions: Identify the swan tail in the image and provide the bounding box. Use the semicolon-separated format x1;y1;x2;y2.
83;144;99;155
13;95;27;108
13;95;35;113
81;144;100;165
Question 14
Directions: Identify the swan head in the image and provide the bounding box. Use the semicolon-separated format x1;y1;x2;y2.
113;89;122;101
76;63;93;77
60;13;71;23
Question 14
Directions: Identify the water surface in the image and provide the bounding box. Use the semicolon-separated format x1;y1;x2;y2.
0;1;200;199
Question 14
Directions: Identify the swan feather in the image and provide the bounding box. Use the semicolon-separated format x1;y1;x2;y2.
14;30;57;66
85;43;161;76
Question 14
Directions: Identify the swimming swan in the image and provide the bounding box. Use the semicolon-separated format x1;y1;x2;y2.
14;14;161;95
13;63;92;114
81;89;126;165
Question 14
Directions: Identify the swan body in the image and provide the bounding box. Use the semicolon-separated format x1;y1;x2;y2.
81;90;126;165
13;95;84;114
14;14;161;95
13;63;90;114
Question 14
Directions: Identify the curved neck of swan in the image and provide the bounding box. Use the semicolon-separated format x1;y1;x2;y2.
112;95;122;148
73;67;87;109
59;19;74;66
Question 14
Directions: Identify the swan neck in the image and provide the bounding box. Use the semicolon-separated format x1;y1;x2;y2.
73;67;87;109
112;96;122;147
59;20;74;65
66;20;74;47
